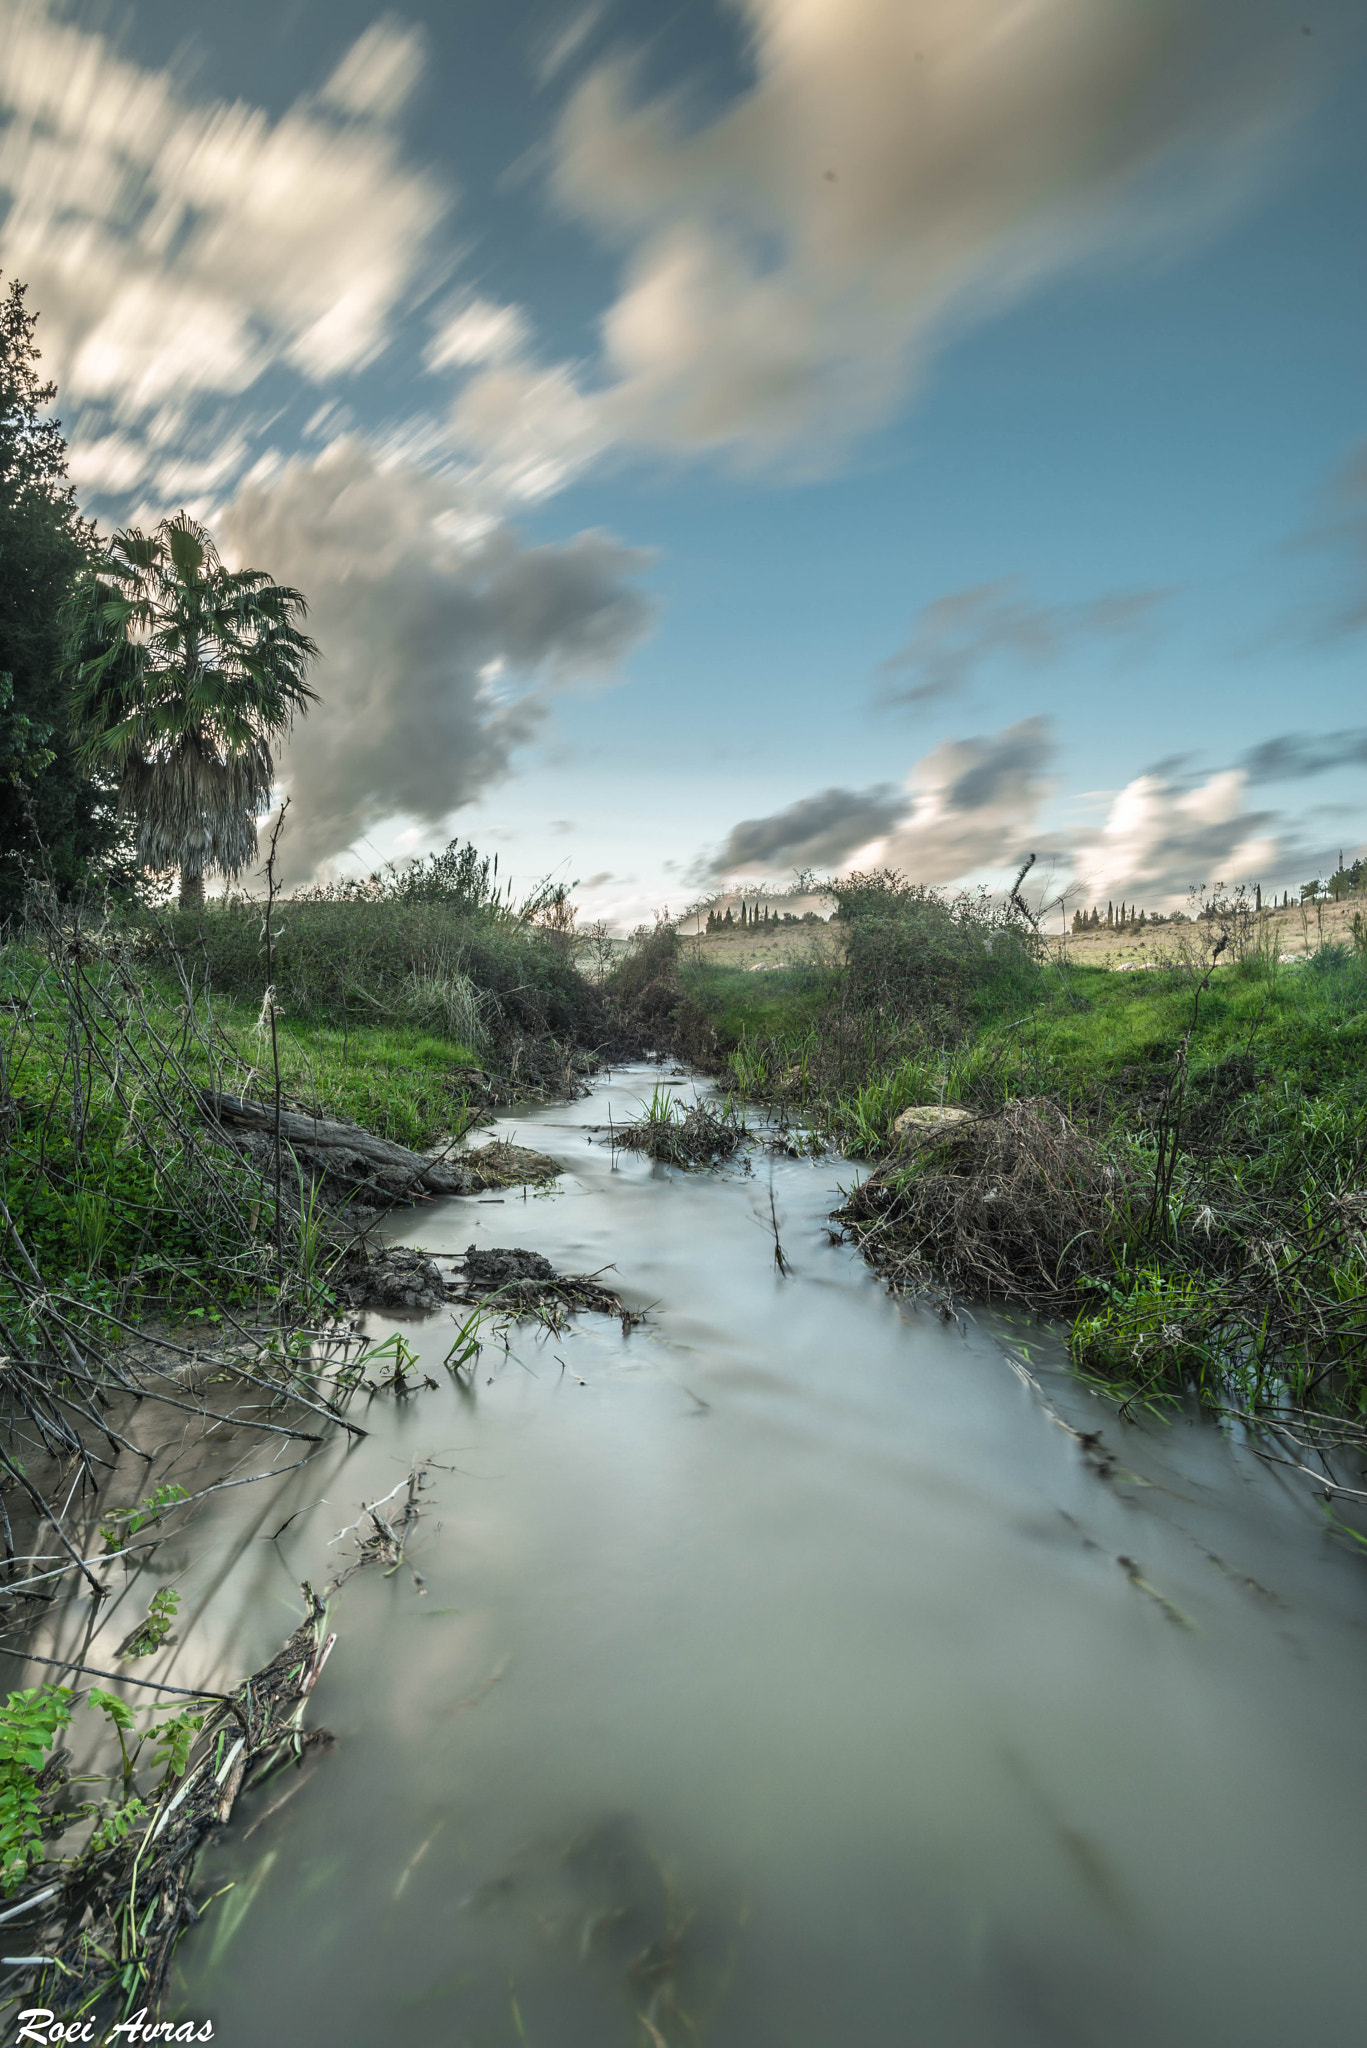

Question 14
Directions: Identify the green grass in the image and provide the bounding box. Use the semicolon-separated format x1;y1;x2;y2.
204;990;486;1150
696;931;1367;1414
679;959;835;1044
0;940;492;1320
965;953;1367;1110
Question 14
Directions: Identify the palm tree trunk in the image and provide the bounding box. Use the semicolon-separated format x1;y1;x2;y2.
179;869;205;912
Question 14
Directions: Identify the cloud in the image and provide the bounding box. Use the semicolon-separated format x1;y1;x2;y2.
426;297;531;372
446;357;607;503
320;16;428;121
219;437;654;881
533;3;608;88
708;783;907;875
880;717;1055;878
878;580;1167;706
553;0;1313;465
699;711;1358;904
1240;728;1367;782
705;716;1054;881
1072;767;1280;902
0;3;447;490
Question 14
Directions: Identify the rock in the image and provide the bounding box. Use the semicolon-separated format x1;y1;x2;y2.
891;1104;973;1138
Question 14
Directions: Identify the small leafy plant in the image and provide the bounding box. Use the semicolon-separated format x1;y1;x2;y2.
88;1687;142;1796
86;1792;147;1856
124;1586;180;1658
100;1480;189;1553
0;1685;74;1892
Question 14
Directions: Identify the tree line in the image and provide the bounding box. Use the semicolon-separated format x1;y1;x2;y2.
704;901;825;932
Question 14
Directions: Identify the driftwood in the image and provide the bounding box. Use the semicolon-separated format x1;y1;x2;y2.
197;1094;562;1217
198;1089;472;1199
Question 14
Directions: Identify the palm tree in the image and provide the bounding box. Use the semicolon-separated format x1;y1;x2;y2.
67;513;317;908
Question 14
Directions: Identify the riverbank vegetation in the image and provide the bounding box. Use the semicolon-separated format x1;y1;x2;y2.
648;876;1367;1421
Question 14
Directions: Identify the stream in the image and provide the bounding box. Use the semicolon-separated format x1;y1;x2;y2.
74;1064;1367;2043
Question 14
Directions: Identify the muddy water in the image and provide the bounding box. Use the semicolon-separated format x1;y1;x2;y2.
151;1065;1367;2044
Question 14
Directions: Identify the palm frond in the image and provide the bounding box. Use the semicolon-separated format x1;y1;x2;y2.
63;510;318;888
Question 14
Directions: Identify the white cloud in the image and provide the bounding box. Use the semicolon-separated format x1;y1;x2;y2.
219;437;655;881
426;297;531;371
1072;768;1281;904
320;16;428;122
0;2;447;477
554;0;1308;464
447;357;607;503
705;716;1055;883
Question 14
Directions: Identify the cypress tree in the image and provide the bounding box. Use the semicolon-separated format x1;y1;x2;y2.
0;274;123;915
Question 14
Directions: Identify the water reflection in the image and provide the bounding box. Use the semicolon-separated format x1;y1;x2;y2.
169;1065;1367;2046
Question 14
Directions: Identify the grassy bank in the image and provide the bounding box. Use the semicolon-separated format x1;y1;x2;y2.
665;883;1367;1419
0;844;615;1347
0;935;489;1332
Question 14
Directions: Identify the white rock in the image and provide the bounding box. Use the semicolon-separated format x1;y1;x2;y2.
892;1104;973;1136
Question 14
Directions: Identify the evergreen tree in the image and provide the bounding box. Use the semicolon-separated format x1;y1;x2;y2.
0;275;121;917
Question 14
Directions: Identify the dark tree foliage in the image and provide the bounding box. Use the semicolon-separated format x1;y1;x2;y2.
0;275;122;919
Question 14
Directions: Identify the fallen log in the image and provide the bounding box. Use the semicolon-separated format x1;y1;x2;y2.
197;1088;473;1197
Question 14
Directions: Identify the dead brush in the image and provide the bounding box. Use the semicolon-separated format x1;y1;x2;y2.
837;1096;1144;1310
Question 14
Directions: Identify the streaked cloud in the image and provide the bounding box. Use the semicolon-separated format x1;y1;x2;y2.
446;356;607;503
705;716;1054;883
220;437;655;881
1072;768;1280;902
532;3;608;89
707;783;906;876
879;717;1055;879
1239;728;1367;782
320;15;429;121
703;719;1331;904
878;581;1168;707
426;297;531;372
554;0;1307;466
0;1;447;494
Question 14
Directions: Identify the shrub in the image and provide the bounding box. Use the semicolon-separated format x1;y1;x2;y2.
145;839;604;1055
830;871;1040;1040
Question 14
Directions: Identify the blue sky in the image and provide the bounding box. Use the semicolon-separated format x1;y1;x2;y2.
2;0;1363;921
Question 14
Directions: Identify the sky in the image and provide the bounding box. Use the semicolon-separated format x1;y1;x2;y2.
1;0;1364;924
